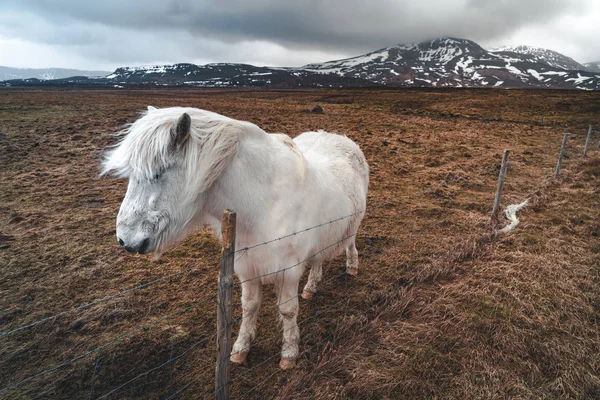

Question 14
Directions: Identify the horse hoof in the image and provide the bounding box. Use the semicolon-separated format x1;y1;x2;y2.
279;358;296;370
230;351;248;364
346;268;358;276
301;290;314;300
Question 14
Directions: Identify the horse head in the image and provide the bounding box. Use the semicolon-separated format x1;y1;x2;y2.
102;106;241;258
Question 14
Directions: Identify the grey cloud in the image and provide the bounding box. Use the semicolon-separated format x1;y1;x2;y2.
5;0;588;51
0;0;596;68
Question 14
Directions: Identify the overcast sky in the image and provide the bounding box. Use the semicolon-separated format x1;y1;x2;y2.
0;0;598;71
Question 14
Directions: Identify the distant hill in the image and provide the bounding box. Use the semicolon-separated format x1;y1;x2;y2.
101;63;375;87
2;38;599;90
583;62;600;73
0;66;110;81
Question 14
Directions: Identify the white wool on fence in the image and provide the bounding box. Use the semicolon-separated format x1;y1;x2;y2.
498;199;529;234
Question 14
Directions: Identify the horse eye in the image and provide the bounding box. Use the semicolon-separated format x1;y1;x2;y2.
151;168;167;182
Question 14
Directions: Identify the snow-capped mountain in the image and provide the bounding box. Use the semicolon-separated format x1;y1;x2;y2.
489;45;585;71
0;66;109;81
101;63;373;87
303;37;600;90
4;62;375;88
3;37;599;90
584;61;600;73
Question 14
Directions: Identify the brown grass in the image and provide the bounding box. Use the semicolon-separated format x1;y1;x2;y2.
0;87;599;399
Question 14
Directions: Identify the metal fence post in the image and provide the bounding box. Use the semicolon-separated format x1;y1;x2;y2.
555;133;570;178
216;210;236;400
491;149;510;225
583;125;593;157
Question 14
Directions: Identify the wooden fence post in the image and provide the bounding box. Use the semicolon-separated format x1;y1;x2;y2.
216;210;236;400
555;133;570;178
491;149;510;225
583;125;592;157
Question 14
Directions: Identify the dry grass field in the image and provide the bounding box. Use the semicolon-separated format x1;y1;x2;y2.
1;87;599;399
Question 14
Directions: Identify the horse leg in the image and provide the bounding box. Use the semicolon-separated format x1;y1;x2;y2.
231;280;262;364
302;262;323;299
275;275;300;369
346;237;359;276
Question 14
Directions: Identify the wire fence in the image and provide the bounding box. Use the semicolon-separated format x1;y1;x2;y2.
1;123;598;399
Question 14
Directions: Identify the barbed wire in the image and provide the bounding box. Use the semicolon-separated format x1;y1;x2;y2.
234;293;382;399
225;273;350;366
162;239;382;400
237;233;359;286
162;382;192;400
92;243;364;399
99;268;351;400
207;250;386;399
0;256;221;339
0;292;219;394
0;199;395;397
94;331;220;400
1;221;375;395
195;290;381;400
1;194;410;340
1;184;435;396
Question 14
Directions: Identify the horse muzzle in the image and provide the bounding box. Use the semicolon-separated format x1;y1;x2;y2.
117;236;152;254
116;223;155;255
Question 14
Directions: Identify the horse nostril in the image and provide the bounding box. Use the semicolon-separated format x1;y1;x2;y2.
139;238;150;254
117;237;125;247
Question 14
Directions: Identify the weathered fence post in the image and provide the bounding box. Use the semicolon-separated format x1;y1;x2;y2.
555;133;570;178
583;125;592;157
491;149;510;225
216;209;236;400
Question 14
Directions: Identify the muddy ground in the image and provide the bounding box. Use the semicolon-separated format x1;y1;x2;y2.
1;87;599;399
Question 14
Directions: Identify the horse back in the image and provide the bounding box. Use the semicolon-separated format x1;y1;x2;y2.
294;130;369;194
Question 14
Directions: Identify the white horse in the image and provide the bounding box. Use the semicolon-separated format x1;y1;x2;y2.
102;106;369;369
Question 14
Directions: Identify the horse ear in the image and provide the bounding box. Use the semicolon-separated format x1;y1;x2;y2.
147;105;158;111
171;112;191;150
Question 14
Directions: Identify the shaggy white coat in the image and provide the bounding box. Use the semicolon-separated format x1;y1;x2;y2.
103;106;369;366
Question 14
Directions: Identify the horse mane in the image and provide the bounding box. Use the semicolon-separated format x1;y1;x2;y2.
102;107;245;194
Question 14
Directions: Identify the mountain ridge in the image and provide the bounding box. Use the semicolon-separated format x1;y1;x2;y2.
0;66;110;81
2;37;599;90
302;37;600;90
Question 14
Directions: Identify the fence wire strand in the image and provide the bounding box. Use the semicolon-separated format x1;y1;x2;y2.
162;382;192;400
233;292;382;399
1;192;432;397
0;257;221;339
95;329;220;400
0;292;219;394
1;194;408;341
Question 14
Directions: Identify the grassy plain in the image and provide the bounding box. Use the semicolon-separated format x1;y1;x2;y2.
0;87;599;399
